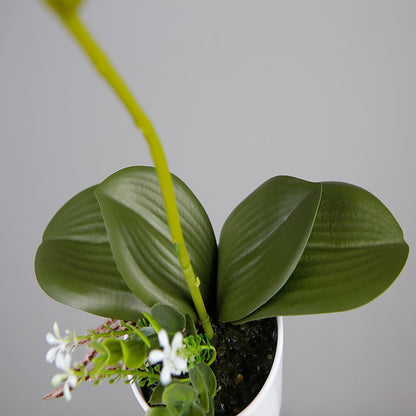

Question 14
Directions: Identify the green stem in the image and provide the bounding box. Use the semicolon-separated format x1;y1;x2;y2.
203;346;217;366
45;3;213;339
89;367;191;384
74;329;130;343
100;368;161;381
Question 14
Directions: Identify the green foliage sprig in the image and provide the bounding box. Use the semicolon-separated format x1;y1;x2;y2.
45;304;216;416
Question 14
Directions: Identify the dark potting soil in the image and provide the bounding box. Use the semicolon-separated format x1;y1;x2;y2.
210;318;277;415
141;318;277;416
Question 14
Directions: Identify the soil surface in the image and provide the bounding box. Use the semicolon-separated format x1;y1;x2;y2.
210;319;277;415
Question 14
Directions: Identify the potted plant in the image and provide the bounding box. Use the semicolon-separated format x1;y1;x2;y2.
37;2;409;416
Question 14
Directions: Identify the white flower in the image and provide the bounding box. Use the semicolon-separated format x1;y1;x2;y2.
148;329;188;385
46;322;72;365
51;351;78;401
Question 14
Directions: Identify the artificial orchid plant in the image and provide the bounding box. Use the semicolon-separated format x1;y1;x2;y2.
37;1;409;415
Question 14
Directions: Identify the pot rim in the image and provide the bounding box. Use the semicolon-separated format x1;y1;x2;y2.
130;316;284;414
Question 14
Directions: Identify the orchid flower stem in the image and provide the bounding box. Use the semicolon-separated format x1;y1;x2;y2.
45;4;213;339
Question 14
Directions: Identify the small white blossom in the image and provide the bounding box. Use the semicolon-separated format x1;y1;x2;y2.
46;322;72;365
148;329;188;385
51;351;78;401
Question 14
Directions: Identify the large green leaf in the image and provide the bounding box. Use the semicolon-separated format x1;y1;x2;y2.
94;166;217;319
239;182;409;321
217;176;322;322
35;186;148;320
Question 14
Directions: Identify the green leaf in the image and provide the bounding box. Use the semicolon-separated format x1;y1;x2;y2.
120;339;148;369
185;314;198;339
151;304;186;333
207;400;214;416
182;404;206;416
102;338;123;366
143;312;162;333
122;322;151;347
137;328;160;350
162;383;197;407
239;182;409;321
189;364;210;412
146;407;170;416
90;341;109;378
94;166;217;319
149;383;166;405
89;355;107;379
195;362;216;398
35;186;148;320
137;325;157;340
217;176;322;322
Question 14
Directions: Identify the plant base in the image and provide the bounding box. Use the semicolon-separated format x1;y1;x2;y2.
132;317;283;416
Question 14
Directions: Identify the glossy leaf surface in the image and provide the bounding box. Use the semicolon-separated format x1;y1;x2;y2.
240;182;409;321
35;186;148;320
94;166;217;319
217;176;322;322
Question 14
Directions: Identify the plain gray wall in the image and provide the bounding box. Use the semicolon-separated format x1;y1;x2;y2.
1;1;415;415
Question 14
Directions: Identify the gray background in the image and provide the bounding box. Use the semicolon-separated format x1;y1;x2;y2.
1;1;415;415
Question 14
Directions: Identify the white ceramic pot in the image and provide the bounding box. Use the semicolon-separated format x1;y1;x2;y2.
131;317;284;416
